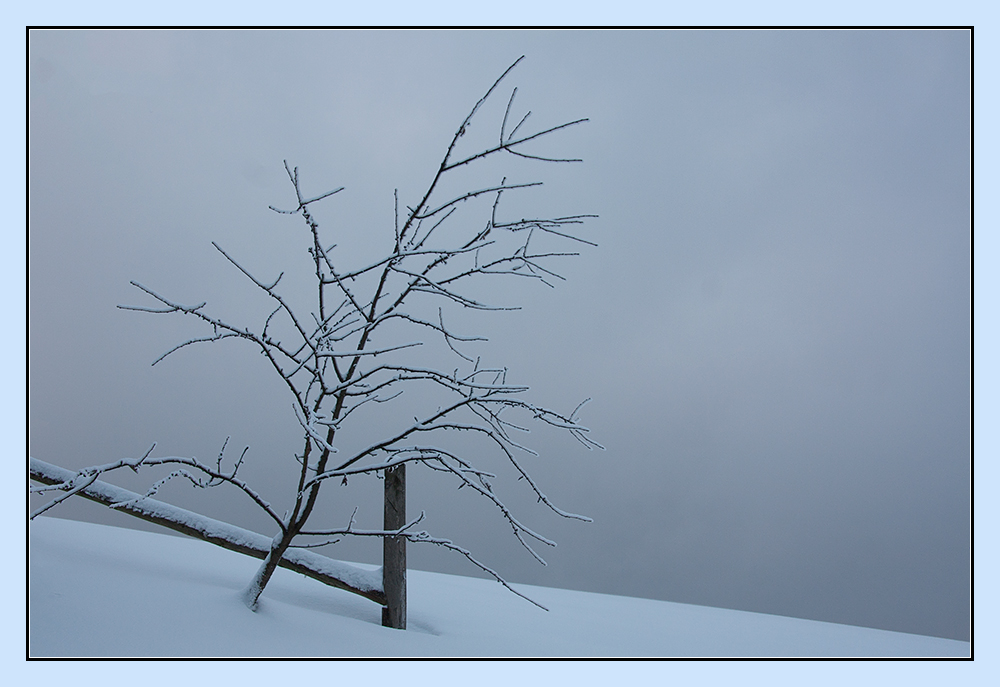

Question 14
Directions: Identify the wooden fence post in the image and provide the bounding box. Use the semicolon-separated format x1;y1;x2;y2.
382;463;406;629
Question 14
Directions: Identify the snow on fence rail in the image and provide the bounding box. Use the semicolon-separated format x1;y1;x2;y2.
29;457;385;605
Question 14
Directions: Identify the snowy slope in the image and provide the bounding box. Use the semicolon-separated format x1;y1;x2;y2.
28;517;969;658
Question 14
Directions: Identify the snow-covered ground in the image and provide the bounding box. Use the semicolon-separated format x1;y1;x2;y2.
28;517;968;658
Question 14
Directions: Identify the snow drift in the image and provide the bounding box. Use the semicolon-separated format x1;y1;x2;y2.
28;517;968;658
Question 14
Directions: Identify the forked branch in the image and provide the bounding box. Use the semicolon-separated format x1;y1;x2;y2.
36;57;600;617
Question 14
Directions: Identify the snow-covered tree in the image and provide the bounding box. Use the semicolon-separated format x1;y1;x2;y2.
29;57;601;629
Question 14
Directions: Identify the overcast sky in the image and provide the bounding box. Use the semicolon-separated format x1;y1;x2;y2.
28;29;970;642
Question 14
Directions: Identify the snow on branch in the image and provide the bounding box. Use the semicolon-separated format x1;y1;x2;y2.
412;181;542;221
405;529;550;611
80;57;602;618
299;510;549;611
293;403;339;456
268;186;345;214
315;341;423;358
30;443;286;530
29;457;384;603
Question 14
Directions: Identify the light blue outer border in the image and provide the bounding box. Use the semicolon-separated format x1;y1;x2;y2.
12;3;986;684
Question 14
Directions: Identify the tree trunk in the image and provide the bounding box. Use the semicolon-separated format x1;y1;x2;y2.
382;463;406;629
241;530;295;611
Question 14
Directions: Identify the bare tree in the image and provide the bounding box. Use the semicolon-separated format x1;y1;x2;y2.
29;57;601;630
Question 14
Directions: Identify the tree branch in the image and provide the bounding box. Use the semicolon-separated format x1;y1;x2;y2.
29;458;386;605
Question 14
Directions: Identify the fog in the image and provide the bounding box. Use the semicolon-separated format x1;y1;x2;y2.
28;30;970;641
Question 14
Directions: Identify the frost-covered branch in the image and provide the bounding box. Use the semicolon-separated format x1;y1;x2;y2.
30;443;286;530
29;458;384;604
37;57;601;621
404;528;549;611
298;509;548;611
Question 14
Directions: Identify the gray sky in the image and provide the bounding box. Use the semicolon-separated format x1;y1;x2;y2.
28;29;970;642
